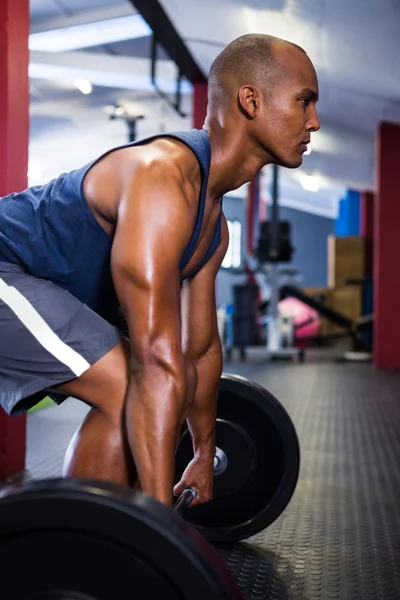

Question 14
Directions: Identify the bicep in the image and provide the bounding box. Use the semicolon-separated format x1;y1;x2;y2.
111;166;192;367
181;215;229;359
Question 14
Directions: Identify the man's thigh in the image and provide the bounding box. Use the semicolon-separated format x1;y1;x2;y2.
0;262;123;416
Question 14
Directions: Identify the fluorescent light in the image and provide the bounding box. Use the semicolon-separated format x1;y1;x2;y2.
29;61;193;95
29;50;194;95
304;143;312;156
300;173;320;192
29;14;151;53
28;164;44;184
74;78;92;94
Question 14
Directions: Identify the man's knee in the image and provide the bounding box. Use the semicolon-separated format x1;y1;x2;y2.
52;341;130;424
89;342;131;423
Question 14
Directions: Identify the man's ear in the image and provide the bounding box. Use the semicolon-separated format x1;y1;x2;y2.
238;85;259;119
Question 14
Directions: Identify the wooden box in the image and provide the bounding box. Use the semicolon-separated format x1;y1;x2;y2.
329;286;363;334
328;235;365;288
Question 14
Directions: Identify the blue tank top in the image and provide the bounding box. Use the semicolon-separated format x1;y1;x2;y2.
0;129;222;318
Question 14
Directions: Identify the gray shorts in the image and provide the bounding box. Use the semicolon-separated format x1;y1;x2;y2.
0;261;124;416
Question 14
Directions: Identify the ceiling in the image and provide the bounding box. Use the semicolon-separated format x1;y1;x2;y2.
28;0;400;217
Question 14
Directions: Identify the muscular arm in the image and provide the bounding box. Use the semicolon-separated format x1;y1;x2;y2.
181;215;229;460
111;160;196;506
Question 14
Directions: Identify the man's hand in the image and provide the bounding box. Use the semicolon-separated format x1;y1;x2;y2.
173;454;215;506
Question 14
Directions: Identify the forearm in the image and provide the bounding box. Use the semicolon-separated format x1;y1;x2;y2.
186;340;223;457
126;363;187;506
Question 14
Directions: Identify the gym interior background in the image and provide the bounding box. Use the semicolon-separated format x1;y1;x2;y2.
1;1;400;599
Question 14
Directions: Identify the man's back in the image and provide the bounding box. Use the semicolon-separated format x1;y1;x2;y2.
0;128;221;317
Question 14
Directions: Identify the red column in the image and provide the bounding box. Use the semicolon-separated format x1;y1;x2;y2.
360;191;374;276
259;172;267;222
244;175;261;288
374;122;400;368
193;82;207;130
0;0;30;479
246;178;257;256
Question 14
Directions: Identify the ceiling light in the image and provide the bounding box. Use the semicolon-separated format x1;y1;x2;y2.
74;78;93;94
29;14;151;53
29;61;193;94
304;143;312;156
300;173;320;192
28;164;44;183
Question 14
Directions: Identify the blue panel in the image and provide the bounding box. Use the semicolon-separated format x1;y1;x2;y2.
334;198;346;236
335;190;360;236
347;190;361;235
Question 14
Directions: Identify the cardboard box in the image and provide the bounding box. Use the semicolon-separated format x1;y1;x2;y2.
328;235;365;288
329;286;362;333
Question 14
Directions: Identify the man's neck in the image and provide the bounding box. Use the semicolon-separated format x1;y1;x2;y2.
203;117;272;198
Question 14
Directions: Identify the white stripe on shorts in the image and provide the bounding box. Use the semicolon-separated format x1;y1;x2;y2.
0;278;90;376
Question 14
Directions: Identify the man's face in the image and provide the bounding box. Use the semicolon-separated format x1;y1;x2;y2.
257;46;320;169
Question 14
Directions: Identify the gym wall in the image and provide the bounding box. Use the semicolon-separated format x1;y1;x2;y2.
278;206;334;287
216;200;335;307
217;195;246;307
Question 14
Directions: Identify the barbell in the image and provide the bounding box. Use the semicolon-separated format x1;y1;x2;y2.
0;374;300;599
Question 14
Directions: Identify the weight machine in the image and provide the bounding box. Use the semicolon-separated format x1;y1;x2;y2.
223;165;304;361
228;165;303;361
225;165;373;362
255;165;302;359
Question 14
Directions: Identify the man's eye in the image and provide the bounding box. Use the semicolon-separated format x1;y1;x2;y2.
301;98;310;107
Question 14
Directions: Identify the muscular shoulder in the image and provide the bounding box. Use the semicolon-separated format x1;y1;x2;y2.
84;137;202;226
121;138;202;203
139;138;201;180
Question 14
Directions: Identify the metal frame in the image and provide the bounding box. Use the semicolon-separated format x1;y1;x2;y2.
131;0;207;116
150;34;186;117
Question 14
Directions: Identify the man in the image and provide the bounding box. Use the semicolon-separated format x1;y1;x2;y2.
0;33;320;507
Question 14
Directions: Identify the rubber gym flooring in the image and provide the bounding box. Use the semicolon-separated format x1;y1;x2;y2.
19;350;400;598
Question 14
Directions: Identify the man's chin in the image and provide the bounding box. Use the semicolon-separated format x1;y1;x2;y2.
277;155;303;169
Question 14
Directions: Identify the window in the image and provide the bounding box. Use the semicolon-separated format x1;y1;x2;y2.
222;220;242;268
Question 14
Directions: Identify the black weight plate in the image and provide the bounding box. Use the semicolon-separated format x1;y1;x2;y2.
177;419;256;499
175;373;300;543
0;478;242;600
30;595;95;600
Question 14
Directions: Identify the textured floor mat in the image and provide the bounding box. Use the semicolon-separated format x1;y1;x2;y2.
7;355;400;599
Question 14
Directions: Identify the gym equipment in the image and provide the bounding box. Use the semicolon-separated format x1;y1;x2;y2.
255;165;302;360
281;284;373;360
257;220;294;264
0;478;242;600
175;374;300;542
222;264;303;361
231;283;261;353
0;374;299;598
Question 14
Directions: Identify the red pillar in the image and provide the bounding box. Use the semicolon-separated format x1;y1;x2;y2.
0;0;30;479
193;82;207;130
246;179;257;256
360;191;374;276
374;122;400;369
258;172;267;222
244;175;261;287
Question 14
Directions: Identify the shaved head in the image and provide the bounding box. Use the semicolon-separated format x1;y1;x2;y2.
204;33;320;171
207;33;307;111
